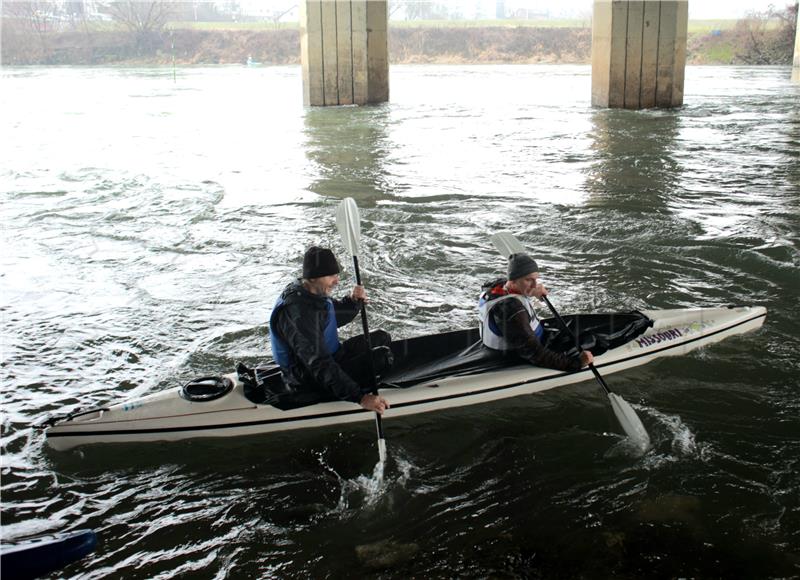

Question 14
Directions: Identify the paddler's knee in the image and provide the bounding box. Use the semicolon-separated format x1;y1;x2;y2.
370;329;392;347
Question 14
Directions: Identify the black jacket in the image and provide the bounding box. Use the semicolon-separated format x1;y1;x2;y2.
270;280;363;402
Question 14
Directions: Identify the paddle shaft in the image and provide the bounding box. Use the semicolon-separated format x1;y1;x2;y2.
541;295;613;396
349;255;385;440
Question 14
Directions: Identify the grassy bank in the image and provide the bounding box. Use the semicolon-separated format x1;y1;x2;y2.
168;18;739;32
1;19;794;67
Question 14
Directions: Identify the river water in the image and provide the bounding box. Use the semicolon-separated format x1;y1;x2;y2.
1;64;798;578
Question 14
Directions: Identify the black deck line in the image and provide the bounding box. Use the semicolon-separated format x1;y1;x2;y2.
47;310;766;440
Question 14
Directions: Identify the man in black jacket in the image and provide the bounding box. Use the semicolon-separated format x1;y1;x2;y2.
269;246;392;413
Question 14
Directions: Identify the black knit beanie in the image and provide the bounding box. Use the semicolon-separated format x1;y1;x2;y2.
507;253;539;280
303;246;340;279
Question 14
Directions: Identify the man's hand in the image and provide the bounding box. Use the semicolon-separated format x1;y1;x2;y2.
351;284;368;302
360;393;389;414
579;350;594;367
532;283;548;299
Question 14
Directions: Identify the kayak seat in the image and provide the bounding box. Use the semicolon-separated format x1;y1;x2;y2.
238;363;286;405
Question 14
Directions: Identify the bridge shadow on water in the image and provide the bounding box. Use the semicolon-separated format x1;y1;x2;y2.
584;108;681;214
303;104;398;207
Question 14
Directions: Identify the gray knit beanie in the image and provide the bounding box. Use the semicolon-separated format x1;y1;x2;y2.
507;253;539;280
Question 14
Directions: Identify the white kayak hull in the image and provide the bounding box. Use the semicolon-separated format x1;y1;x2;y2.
43;306;766;451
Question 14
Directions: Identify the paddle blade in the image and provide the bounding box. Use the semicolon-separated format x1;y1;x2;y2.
608;393;651;452
490;231;527;259
336;197;361;257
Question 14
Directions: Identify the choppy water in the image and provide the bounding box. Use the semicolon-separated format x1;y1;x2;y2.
1;64;799;578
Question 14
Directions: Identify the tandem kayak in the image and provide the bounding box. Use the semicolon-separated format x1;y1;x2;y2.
42;306;766;451
1;529;97;580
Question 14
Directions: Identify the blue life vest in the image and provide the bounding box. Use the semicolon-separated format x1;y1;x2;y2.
269;294;341;369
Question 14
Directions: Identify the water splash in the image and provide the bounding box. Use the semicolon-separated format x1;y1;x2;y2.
604;432;654;460
649;406;699;457
332;454;416;514
624;405;707;472
603;400;703;463
340;459;388;509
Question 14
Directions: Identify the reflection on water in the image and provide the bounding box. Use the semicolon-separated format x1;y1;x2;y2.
585;108;680;211
1;65;799;578
303;105;395;205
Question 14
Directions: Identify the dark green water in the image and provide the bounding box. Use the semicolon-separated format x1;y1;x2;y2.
1;64;798;578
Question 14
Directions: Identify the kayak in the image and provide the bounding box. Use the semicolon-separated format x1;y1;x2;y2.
1;529;97;579
42;306;766;451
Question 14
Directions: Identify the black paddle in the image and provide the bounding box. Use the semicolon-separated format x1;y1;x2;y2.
490;231;651;452
336;197;387;464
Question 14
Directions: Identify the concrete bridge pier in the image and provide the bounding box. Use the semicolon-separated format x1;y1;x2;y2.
591;0;688;109
300;0;389;106
793;5;800;82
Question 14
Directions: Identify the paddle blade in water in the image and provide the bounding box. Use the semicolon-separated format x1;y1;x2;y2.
336;197;361;257
609;393;651;452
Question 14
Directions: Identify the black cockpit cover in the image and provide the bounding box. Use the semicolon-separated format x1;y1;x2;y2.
381;311;652;387
248;311;652;408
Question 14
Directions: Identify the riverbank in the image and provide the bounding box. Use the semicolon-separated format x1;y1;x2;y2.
0;23;794;66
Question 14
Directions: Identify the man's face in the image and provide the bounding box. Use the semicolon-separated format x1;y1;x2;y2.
309;273;339;296
514;272;540;296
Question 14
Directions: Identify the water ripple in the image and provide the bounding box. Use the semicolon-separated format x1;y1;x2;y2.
1;64;798;578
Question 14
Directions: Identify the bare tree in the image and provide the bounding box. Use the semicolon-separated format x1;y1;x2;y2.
3;1;59;56
99;1;176;52
735;3;798;64
405;1;446;20
4;1;58;34
771;2;799;56
267;3;296;28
